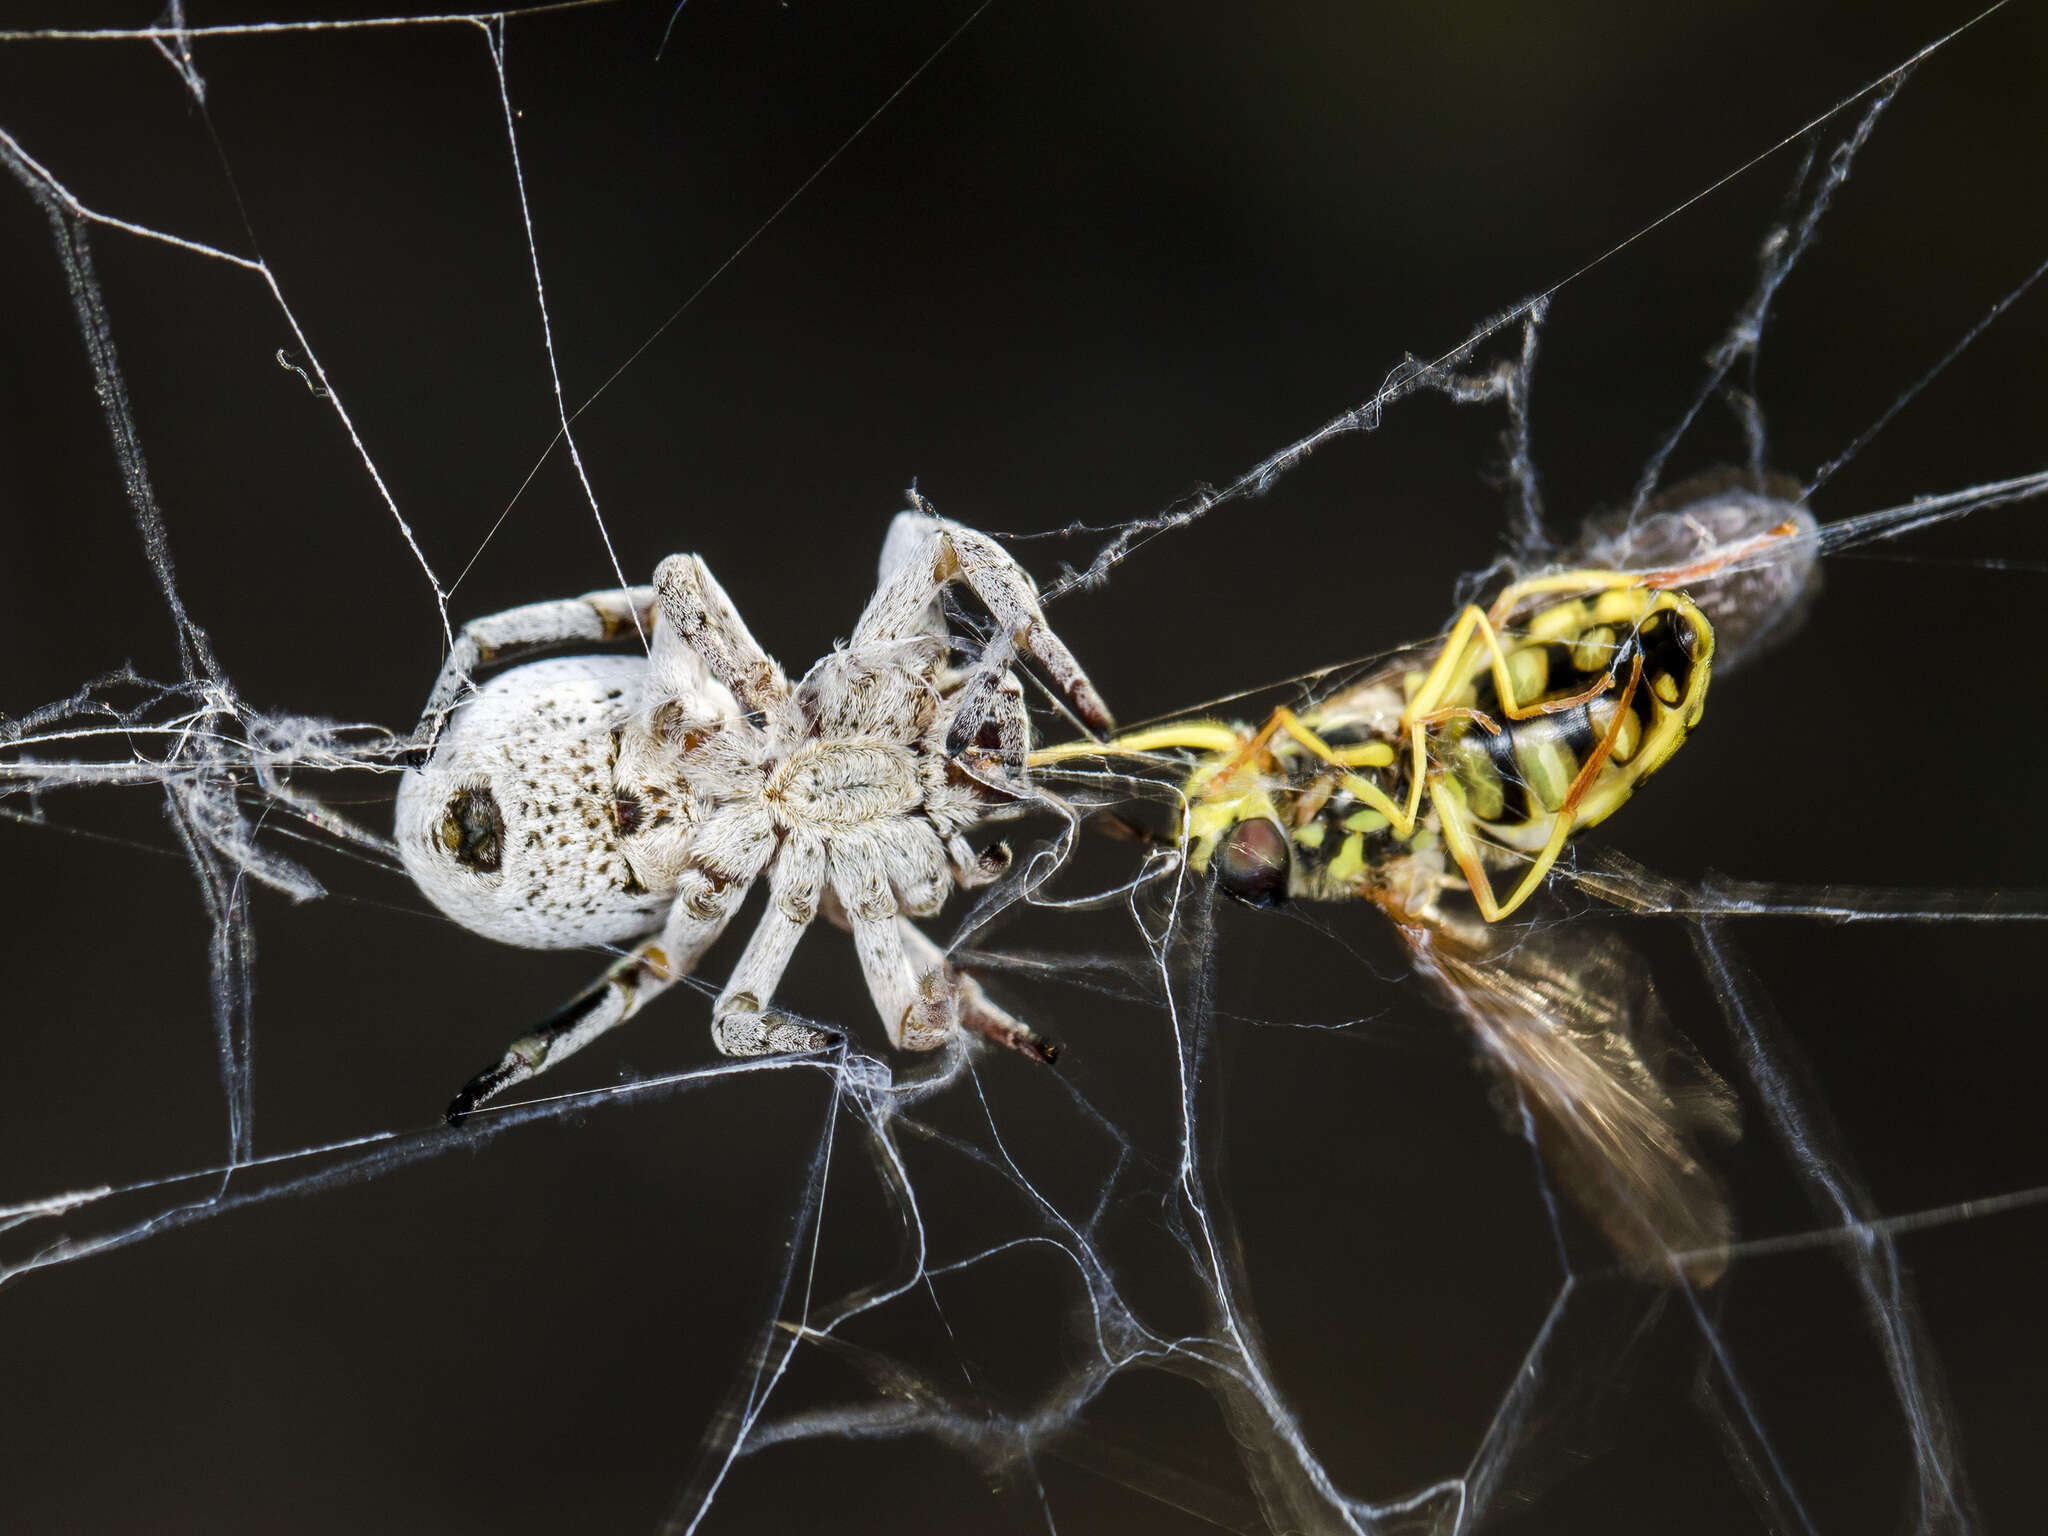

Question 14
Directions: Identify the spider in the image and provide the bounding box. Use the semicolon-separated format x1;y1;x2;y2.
396;505;1111;1122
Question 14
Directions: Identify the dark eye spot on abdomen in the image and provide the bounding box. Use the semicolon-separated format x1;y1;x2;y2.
438;785;505;873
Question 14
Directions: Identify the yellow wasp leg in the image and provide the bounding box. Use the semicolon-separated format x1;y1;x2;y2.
1411;596;1630;732
1409;529;1776;799
1633;517;1806;591
1328;740;1399;768
1432;777;1511;921
1030;721;1244;767
1435;651;1646;919
1484;565;1652;623
1410;704;1500;736
1466;602;1595;719
1381;617;1480;838
1261;708;1414;832
1040;707;1413;818
1482;518;1802;624
1404;603;1492;717
1399;594;1612;861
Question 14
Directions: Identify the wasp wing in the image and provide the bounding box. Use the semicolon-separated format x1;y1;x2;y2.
1397;914;1739;1285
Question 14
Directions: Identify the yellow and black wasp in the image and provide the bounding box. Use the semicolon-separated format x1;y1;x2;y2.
1034;480;1815;1285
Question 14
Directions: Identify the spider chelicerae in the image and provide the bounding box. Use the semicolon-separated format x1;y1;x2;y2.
396;504;1110;1122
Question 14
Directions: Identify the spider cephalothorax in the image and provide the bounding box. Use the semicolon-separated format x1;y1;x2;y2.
398;508;1109;1120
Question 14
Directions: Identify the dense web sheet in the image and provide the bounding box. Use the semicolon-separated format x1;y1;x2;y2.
4;4;2047;1532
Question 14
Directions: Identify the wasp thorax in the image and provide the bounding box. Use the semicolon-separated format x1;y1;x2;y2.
1214;817;1291;907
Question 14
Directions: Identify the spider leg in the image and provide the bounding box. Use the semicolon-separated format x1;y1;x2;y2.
443;863;750;1123
934;666;1035;790
942;522;1112;733
416;586;655;749
896;920;1058;1064
946;832;1013;889
816;870;1051;1060
444;940;669;1124
645;589;741;721
710;835;839;1057
826;832;957;1051
654;553;791;715
964;667;1032;772
862;509;1112;734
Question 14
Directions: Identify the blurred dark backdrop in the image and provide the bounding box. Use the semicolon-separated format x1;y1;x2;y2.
3;2;2044;1532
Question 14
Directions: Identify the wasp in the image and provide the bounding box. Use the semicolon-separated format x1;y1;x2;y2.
1034;487;1814;1285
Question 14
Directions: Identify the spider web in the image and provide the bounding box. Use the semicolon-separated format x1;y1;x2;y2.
4;3;2047;1532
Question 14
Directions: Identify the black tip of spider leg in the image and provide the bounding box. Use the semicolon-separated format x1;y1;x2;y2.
960;1006;1061;1067
444;1059;521;1127
1000;1029;1061;1067
1067;683;1114;738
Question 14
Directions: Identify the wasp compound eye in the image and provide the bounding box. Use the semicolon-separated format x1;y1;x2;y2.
438;784;504;874
1213;817;1290;907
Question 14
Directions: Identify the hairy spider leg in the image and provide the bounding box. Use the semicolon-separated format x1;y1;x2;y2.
444;861;753;1123
842;883;949;1051
710;833;840;1058
894;920;1057;1064
416;585;656;749
863;517;1037;776
656;554;793;714
799;888;1056;1064
881;506;1115;737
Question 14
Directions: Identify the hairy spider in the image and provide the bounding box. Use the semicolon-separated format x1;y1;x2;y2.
396;507;1111;1121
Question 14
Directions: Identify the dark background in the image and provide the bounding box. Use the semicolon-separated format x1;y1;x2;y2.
3;1;2045;1531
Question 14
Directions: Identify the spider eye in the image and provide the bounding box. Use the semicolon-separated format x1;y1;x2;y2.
1213;817;1290;908
437;785;504;874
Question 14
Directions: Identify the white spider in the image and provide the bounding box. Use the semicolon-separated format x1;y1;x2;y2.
396;506;1111;1121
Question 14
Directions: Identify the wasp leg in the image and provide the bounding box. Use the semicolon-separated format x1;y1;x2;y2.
1251;707;1416;834
1489;518;1805;619
1029;720;1245;768
1433;653;1645;920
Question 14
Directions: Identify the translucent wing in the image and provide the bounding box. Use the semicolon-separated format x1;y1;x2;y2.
1395;911;1739;1285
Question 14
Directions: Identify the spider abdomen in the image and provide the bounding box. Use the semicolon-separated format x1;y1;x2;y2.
397;654;674;948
